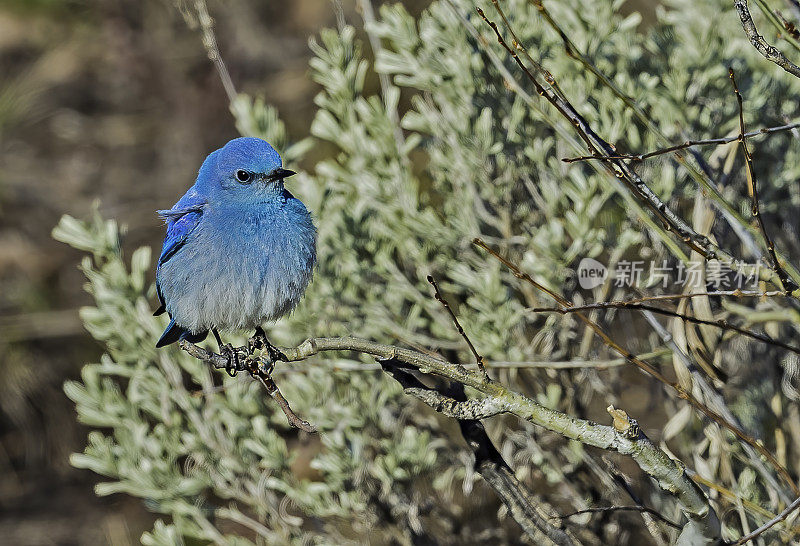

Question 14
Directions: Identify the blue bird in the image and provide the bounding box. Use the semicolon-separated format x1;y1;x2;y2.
154;137;316;367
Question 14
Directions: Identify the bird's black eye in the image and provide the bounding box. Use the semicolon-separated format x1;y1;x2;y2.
235;170;251;183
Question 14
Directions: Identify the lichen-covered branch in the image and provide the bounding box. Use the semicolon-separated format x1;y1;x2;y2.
734;0;800;79
188;335;721;544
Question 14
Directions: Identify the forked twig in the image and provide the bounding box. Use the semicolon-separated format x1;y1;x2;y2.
729;68;798;293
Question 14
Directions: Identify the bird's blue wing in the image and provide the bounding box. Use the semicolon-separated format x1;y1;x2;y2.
153;191;206;317
157;192;206;267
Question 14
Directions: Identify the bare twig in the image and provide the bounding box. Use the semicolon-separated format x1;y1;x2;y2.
531;302;800;355
562;121;800;163
427;275;488;375
729;68;798;292
553;506;681;530
735;495;800;544
193;0;237;103
473;237;799;496
734;0;800;78
573;290;785;305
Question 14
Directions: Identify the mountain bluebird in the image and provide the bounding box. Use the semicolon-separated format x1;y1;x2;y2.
154;137;316;368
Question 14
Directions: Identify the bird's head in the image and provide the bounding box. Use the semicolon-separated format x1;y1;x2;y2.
198;137;296;203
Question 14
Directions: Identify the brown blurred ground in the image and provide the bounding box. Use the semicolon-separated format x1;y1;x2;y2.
0;0;340;542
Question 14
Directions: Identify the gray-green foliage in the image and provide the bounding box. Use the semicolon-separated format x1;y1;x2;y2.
56;0;800;543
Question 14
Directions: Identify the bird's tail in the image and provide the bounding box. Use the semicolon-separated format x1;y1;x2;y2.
156;319;208;348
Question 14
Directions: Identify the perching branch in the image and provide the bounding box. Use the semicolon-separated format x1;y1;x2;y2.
287;337;720;541
180;334;720;542
734;0;800;79
178;333;724;540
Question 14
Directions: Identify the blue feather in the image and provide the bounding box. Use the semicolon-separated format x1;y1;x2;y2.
157;196;206;266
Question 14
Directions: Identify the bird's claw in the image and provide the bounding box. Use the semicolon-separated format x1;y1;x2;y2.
257;357;275;376
220;343;240;377
248;328;286;363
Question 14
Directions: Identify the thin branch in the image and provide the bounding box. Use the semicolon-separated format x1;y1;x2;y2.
473;237;799;496
193;0;237;103
729;68;798;292
427;275;488;375
575;290;786;305
553;506;681;531
735;495;800;544
530;302;800;355
561;121;800;163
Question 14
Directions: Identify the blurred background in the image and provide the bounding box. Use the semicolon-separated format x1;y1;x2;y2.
0;0;354;542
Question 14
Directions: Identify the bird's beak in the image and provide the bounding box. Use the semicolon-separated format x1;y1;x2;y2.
267;168;296;181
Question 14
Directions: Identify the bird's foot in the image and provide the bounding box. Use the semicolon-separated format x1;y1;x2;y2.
220;343;240;377
249;327;286;364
